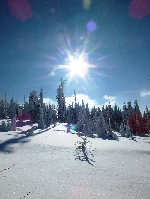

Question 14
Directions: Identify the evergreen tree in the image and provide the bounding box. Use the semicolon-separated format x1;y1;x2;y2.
1;121;7;132
56;78;66;123
9;97;16;131
38;107;44;129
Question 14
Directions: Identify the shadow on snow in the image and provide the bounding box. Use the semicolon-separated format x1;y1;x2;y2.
0;125;54;153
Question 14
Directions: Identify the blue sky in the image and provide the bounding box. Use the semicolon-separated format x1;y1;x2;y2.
0;0;150;113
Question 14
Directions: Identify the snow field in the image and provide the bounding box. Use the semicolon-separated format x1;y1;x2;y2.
0;122;150;199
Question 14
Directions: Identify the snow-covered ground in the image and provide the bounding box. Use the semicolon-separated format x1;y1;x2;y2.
0;122;150;199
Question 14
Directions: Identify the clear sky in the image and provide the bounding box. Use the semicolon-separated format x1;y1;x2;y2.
0;0;150;113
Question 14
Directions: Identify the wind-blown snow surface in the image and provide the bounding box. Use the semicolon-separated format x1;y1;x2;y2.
0;122;150;199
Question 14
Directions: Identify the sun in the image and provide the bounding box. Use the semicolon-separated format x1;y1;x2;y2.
58;53;90;81
46;31;110;86
67;56;89;78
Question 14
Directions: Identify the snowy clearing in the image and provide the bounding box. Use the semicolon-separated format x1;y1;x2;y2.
0;122;150;199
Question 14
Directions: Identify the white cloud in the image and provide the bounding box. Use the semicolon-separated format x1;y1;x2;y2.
65;94;102;110
43;94;102;110
103;95;117;101
140;91;150;97
102;95;117;108
43;94;117;111
43;98;57;107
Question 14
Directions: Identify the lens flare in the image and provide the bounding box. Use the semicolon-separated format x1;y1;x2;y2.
82;0;92;10
87;21;97;32
8;0;32;21
70;125;77;131
129;0;150;19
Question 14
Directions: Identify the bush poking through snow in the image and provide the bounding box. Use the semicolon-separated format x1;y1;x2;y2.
25;126;37;136
74;136;96;166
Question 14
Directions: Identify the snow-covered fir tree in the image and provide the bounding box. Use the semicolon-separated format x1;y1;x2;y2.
38;107;44;129
9;97;16;131
1;121;7;132
23;95;29;114
0;96;7;119
56;78;67;123
119;122;126;137
143;106;150;120
28;90;39;121
125;121;131;138
134;100;141;114
6;120;11;131
39;87;43;107
95;108;107;138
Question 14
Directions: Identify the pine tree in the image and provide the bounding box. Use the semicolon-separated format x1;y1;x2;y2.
28;90;38;120
125;121;131;138
3;93;7;118
94;108;106;138
134;100;141;114
119;122;125;137
39;87;43;107
6;120;11;131
1;121;7;132
9;97;16;131
56;78;66;123
144;106;150;120
38;107;44;129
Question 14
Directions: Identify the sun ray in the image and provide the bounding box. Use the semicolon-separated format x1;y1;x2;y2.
45;29;110;88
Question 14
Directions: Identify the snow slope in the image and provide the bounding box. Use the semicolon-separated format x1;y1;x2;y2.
0;122;150;199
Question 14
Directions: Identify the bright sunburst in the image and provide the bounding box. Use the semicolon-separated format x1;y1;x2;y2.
59;53;90;80
46;30;110;87
67;56;88;77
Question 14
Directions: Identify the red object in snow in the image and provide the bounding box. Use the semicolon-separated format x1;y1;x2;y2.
17;112;34;121
8;0;32;21
127;112;150;136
